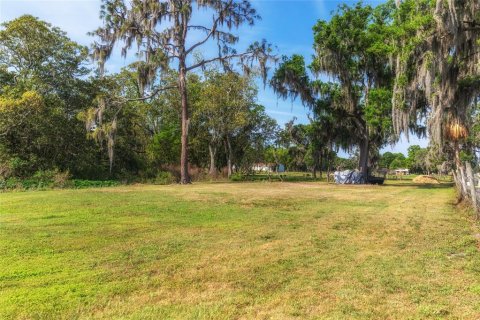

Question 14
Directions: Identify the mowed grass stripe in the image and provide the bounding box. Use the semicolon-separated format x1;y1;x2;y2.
1;182;479;319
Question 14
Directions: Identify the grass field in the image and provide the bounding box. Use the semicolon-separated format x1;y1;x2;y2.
1;181;480;319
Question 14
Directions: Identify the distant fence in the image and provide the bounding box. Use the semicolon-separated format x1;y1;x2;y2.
453;162;480;219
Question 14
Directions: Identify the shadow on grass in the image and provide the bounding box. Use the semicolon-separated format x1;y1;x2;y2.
383;182;454;189
235;174;325;183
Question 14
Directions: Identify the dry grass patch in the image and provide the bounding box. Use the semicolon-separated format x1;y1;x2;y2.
413;175;441;184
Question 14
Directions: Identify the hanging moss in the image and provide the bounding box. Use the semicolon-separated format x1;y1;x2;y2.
391;0;480;146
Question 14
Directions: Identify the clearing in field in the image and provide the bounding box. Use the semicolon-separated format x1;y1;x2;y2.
1;181;480;319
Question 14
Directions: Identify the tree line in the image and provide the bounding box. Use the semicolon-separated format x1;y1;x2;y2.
1;0;480;185
378;145;446;174
0;15;344;183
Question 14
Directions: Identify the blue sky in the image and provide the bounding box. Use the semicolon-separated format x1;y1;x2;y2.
0;0;427;155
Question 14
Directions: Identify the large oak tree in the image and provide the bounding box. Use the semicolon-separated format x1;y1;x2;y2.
272;3;396;177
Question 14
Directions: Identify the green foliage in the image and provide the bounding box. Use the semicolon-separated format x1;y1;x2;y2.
0;15;89;85
147;123;181;168
153;171;176;185
389;157;406;170
271;2;396;176
378;152;406;169
378;145;442;174
270;55;313;105
192;70;277;175
71;180;119;189
460;150;474;163
0;15;102;179
0;169;75;190
334;156;358;170
91;0;276;183
229;172;246;182
365;88;393;133
7;3;471;182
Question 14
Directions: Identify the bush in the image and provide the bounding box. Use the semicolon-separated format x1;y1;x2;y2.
153;171;176;185
31;170;56;189
29;169;73;189
0;169;73;190
229;173;245;182
0;162;13;180
9;157;30;177
189;167;208;182
52;170;73;188
0;176;120;192
72;180;120;188
5;177;22;190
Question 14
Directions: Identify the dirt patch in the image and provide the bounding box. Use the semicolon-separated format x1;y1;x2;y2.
412;175;440;184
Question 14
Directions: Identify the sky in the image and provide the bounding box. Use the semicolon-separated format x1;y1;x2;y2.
0;0;428;155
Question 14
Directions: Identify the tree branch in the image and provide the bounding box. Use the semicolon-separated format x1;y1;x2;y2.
185;0;235;55
124;84;178;102
185;17;219;55
186;52;247;72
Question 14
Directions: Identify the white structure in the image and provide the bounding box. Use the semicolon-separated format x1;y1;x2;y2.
252;163;273;172
251;163;285;173
395;168;409;175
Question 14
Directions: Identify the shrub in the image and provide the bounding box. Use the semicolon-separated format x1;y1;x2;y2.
0;174;120;192
0;162;13;180
9;157;30;177
153;171;176;185
72;180;120;188
229;173;244;182
52;170;73;188
5;177;22;190
29;169;72;189
31;170;56;188
189;167;208;182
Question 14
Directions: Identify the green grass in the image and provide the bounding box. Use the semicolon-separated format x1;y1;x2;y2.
1;181;480;319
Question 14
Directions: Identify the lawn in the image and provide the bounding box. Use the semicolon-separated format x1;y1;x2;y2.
1;181;480;319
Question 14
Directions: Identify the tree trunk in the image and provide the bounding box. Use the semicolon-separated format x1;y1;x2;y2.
319;152;323;180
326;152;330;183
454;142;462;169
359;81;372;181
312;150;318;179
208;143;217;177
225;135;233;178
358;135;369;178
179;62;190;184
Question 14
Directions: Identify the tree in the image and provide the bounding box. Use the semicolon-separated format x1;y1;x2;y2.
388;154;406;169
0;15;89;89
271;2;396;180
229;104;278;173
82;67;192;175
390;0;480;168
271;56;353;174
0;91;44;139
91;0;275;183
378;152;397;169
0;16;100;178
195;70;257;177
311;2;396;176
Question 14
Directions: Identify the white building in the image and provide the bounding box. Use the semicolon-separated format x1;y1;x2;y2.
394;168;409;175
251;163;286;173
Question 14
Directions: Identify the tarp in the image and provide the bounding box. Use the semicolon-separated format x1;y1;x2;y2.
334;170;366;184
